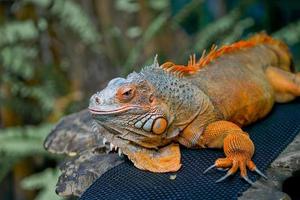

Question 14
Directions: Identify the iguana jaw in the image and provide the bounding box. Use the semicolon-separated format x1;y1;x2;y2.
96;124;181;173
89;105;145;115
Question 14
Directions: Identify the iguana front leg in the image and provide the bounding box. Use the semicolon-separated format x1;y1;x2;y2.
199;121;266;184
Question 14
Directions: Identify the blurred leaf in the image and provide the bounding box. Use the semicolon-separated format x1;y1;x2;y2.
23;0;101;47
37;18;48;31
125;13;169;71
149;0;169;11
0;124;59;182
0;20;39;46
0;155;20;182
172;0;204;24
273;20;300;46
194;8;241;51
0;124;53;157
115;0;140;13
22;0;50;7
21;168;62;200
51;0;101;46
221;18;255;44
1;45;37;79
126;26;142;38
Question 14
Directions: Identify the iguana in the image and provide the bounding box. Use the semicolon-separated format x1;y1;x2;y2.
44;33;300;196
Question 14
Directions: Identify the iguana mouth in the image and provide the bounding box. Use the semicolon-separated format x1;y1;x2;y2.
89;105;144;115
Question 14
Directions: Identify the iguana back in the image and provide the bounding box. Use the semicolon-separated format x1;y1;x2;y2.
164;33;293;126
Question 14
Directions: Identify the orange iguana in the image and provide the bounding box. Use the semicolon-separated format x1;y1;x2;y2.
45;33;300;196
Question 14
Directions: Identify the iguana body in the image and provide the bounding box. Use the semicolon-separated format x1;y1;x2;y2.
88;33;300;182
45;33;300;195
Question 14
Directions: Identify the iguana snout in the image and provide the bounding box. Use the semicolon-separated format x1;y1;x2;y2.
89;77;141;114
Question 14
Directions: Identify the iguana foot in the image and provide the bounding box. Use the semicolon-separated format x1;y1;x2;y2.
266;66;300;103
200;120;267;184
203;156;267;185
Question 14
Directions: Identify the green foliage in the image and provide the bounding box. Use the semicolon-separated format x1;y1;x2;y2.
23;0;101;47
194;9;242;51
0;21;39;107
0;20;39;46
149;0;169;11
0;1;100;198
221;18;255;45
0;124;52;156
126;26;142;39
124;13;169;72
0;0;102;123
273;20;300;45
0;156;20;182
0;124;59;182
172;0;204;25
1;45;37;79
115;0;140;13
50;0;101;47
21;168;62;200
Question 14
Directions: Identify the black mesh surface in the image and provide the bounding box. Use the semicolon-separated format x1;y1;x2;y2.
81;99;300;200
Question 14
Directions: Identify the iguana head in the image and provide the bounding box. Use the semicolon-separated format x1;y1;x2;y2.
89;73;172;148
88;57;204;172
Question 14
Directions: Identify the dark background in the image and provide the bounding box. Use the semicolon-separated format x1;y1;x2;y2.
0;0;300;199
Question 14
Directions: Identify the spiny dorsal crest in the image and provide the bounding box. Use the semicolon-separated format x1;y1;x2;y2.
141;55;159;71
160;32;289;77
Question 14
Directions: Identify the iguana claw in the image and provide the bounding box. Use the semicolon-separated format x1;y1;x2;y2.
214;170;255;185
215;171;232;183
203;160;267;184
253;167;268;179
204;163;256;185
242;176;255;185
203;164;229;174
203;164;216;174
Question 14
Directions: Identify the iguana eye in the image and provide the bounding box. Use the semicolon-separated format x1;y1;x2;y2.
117;85;136;102
123;89;132;96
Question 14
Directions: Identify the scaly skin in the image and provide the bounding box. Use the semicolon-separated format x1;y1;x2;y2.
89;33;300;184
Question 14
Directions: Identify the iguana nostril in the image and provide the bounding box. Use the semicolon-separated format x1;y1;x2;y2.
95;97;100;104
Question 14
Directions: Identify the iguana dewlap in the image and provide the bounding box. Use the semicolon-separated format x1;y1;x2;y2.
89;33;300;184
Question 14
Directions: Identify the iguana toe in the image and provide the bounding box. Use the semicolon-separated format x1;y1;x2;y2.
204;155;267;184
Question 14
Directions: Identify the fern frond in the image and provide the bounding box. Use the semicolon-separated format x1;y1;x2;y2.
194;9;241;52
0;20;38;46
23;0;101;46
0;155;21;182
0;124;54;157
273;20;300;46
21;168;63;200
1;45;37;79
124;13;169;71
115;0;140;13
221;18;255;45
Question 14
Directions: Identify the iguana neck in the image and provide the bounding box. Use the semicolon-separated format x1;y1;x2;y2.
140;65;212;132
